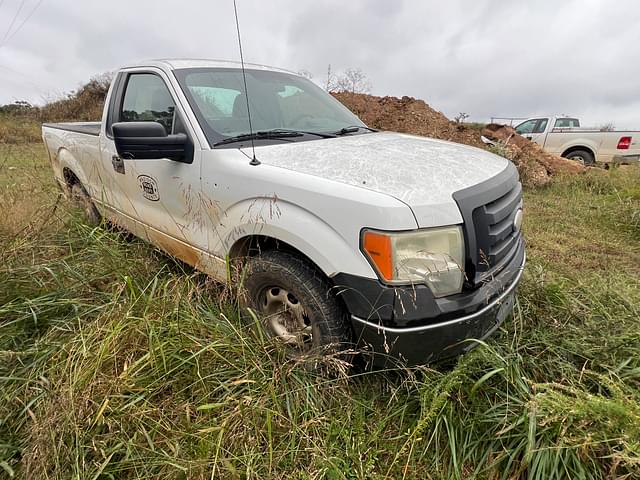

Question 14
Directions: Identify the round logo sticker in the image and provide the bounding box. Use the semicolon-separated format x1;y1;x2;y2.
137;175;160;201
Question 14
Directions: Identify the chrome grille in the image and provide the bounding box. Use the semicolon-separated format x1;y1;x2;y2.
472;182;522;274
452;162;523;286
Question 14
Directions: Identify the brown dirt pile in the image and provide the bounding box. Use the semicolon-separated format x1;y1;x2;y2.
333;92;485;148
333;92;584;187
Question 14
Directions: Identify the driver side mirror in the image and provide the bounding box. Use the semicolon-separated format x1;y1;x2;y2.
112;122;192;163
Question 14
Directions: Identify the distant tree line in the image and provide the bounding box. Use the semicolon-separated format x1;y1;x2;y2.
0;73;112;122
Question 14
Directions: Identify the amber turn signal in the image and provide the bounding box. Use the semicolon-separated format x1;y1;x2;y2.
362;230;393;281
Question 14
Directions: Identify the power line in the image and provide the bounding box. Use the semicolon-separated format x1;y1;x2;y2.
1;0;27;44
0;0;49;105
1;0;44;47
0;64;47;93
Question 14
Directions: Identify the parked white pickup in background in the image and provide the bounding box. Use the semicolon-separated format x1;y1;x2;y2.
515;116;640;165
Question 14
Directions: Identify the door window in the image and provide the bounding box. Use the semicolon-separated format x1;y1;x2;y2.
533;118;548;133
516;118;548;135
515;119;538;134
120;74;176;134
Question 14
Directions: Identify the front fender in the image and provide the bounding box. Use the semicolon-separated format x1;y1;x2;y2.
215;197;376;279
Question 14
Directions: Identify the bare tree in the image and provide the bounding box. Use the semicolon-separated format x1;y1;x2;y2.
599;122;615;132
454;112;470;124
334;68;371;94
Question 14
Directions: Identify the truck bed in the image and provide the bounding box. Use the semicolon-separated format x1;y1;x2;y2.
42;122;101;136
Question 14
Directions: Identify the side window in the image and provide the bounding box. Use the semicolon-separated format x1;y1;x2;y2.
533;118;548;134
121;74;175;134
515;119;538;134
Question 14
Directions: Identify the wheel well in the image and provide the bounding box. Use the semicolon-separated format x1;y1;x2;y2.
229;235;306;262
228;234;335;281
62;167;80;188
561;146;595;159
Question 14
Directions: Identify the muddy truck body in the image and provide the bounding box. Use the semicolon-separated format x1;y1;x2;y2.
515;116;640;166
42;59;525;367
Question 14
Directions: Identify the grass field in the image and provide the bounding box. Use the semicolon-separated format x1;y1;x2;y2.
1;141;639;479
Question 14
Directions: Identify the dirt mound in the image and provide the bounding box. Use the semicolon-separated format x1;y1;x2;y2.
333;92;584;187
333;92;484;148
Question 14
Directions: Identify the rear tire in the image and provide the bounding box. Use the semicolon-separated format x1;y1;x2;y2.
239;250;353;361
564;149;595;166
71;183;101;225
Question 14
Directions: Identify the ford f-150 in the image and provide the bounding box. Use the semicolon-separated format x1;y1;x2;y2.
515;116;640;165
42;59;526;366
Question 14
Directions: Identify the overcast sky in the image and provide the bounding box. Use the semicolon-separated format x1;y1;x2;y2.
0;0;638;128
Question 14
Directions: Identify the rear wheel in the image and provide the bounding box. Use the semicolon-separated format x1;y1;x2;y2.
239;250;352;360
564;149;595;166
71;183;101;225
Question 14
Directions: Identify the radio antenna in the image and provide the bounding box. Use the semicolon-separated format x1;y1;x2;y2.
233;0;259;166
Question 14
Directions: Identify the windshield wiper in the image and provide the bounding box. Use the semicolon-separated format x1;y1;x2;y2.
214;130;303;146
333;125;378;136
258;128;337;139
214;128;340;146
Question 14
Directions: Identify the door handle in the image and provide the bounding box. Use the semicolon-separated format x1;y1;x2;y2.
112;155;125;174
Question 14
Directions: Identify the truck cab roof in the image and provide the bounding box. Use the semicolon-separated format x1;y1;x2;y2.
120;58;295;74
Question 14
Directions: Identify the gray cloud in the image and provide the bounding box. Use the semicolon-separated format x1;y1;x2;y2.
1;0;638;128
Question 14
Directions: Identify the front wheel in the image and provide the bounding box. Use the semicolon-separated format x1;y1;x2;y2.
239;250;353;360
564;149;595;166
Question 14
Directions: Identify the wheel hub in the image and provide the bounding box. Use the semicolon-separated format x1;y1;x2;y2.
261;286;313;348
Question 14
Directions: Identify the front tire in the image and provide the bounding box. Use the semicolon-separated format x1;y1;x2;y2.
239;250;353;359
564;149;595;166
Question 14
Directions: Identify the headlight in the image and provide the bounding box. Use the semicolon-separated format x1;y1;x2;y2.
361;226;465;297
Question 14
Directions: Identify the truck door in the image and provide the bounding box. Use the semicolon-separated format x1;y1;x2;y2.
98;70;204;253
515;118;548;146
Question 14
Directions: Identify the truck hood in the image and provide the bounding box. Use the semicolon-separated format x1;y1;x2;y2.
244;131;510;227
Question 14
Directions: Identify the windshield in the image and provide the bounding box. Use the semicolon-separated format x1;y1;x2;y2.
174;67;366;146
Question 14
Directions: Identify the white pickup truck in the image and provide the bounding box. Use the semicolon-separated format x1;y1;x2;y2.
42;59;525;367
514;116;640;165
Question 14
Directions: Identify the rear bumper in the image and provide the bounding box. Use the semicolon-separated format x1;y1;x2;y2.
336;239;525;367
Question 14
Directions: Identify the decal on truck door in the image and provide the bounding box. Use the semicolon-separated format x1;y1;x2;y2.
137;175;160;201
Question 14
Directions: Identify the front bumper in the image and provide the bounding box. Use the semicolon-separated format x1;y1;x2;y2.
335;238;525;367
